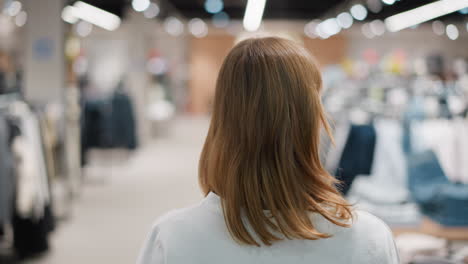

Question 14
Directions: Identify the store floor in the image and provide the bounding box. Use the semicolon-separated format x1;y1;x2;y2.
24;117;209;264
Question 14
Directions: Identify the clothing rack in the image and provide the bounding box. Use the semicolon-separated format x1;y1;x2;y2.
322;69;468;264
322;69;468;224
0;97;65;260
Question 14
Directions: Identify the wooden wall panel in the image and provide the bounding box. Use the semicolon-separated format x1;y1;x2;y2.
303;34;347;67
188;35;234;114
188;34;348;114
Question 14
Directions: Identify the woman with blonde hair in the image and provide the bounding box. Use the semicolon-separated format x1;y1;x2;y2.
138;37;399;264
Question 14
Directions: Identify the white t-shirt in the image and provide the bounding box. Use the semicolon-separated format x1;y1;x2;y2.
137;192;399;264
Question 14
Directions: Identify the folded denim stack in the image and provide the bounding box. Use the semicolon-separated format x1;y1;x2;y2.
408;150;468;227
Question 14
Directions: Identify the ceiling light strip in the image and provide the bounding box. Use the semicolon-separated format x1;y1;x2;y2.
243;0;267;32
385;0;468;32
62;1;121;31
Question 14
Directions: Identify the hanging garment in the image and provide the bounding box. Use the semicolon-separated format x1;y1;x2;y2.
349;119;409;204
0;114;15;224
347;119;419;225
414;119;468;184
10;103;54;258
81;98;110;151
81;91;137;163
13;205;53;258
39;113;58;182
13;136;45;219
110;90;137;149
11;102;50;220
408;150;468;226
334;123;376;195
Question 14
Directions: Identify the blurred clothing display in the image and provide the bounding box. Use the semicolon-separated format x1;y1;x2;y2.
12;103;50;219
403;104;468;227
412;119;468;184
350;119;409;204
10;102;55;258
347;119;419;225
322;68;468;228
81;89;137;163
0;97;65;259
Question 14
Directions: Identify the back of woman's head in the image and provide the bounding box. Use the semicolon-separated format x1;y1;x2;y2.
199;37;352;246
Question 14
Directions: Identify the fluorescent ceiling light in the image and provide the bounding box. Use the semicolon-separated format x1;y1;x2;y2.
189;18;208;38
382;0;396;5
369;20;385;36
446;24;459;40
212;12;230;28
350;4;368;21
337;12;353;29
144;3;160;18
62;1;121;31
318;18;341;36
15;11;27;27
432;20;445;35
205;0;224;14
361;23;375;39
6;1;22;17
385;0;468;32
164;17;184;36
243;0;267;31
76;21;93;37
304;20;320;38
132;0;151;12
62;6;79;24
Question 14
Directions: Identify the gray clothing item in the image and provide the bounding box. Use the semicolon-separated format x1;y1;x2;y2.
0;114;14;223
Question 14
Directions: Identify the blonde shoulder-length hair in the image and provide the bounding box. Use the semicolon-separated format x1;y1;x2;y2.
199;37;353;246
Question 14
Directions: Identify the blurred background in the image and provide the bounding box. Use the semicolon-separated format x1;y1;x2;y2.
0;0;468;263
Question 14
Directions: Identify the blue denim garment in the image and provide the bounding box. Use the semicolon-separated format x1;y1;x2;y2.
402;96;425;155
408;150;468;226
335;124;376;195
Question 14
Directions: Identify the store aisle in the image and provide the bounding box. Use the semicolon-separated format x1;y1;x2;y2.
25;117;210;264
